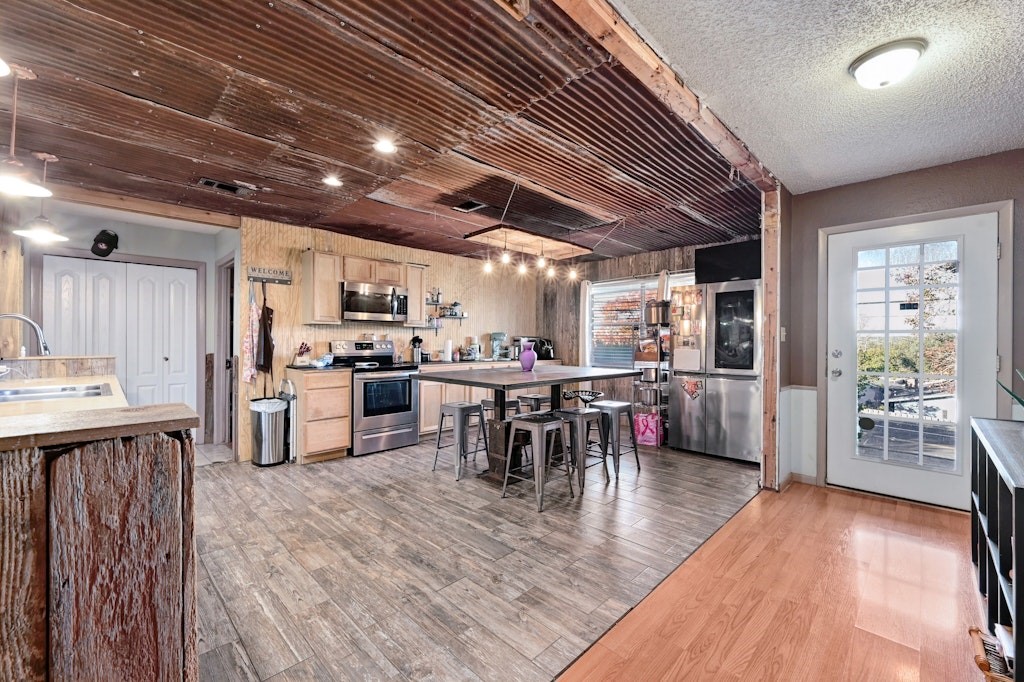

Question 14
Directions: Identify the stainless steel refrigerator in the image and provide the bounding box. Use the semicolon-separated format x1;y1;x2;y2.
668;279;763;463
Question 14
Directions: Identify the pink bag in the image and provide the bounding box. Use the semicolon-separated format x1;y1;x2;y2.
634;412;662;446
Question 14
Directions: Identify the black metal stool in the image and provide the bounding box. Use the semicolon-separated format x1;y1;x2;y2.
502;413;573;511
589;400;640;477
433;401;488;480
517;393;551;413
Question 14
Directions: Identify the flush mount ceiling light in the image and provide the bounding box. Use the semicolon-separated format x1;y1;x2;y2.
322;174;343;187
373;138;397;154
849;39;927;89
13;152;66;243
0;65;51;198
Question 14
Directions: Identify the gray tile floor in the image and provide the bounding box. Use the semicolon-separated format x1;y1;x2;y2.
195;436;760;681
197;443;235;467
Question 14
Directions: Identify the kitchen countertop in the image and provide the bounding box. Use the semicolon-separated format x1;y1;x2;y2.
0;403;199;450
0;374;128;417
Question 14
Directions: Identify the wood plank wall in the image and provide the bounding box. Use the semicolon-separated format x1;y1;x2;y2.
0;201;25;357
236;218;540;462
761;190;781;490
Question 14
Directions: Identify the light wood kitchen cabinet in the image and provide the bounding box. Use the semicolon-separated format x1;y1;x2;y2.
404;263;427;327
342;255;406;286
301;250;341;324
375;260;406;286
285;368;352;463
0;405;199;681
418;379;445;433
342;255;375;283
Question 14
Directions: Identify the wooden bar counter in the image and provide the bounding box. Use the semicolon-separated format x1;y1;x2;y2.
0;402;200;681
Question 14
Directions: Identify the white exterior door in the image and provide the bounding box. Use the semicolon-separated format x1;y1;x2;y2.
825;213;999;509
126;263;197;411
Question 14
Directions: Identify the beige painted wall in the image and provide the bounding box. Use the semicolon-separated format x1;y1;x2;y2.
236;218;540;461
786;148;1023;390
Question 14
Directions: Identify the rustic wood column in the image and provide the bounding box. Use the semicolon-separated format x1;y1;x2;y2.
0;200;25;356
761;189;781;490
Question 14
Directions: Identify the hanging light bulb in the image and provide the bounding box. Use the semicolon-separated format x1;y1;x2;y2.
0;65;51;198
483;260;493;273
500;251;511;264
14;153;66;243
546;266;555;278
568;267;578;280
517;262;527;275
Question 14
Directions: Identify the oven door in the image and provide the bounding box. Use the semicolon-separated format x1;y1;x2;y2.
342;282;409;322
706;279;761;376
353;371;419;431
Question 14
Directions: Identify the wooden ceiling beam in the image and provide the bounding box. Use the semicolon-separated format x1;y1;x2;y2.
549;0;777;192
50;184;241;229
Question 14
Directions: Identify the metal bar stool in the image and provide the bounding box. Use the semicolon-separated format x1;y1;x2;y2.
433;401;488;480
553;406;604;492
481;397;519;418
502;413;573;511
589;400;640;477
517;393;551;413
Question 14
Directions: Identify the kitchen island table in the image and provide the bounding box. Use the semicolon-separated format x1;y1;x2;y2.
419;365;640;482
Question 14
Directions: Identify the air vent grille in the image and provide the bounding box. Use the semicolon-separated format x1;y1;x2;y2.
452;200;487;213
198;177;256;197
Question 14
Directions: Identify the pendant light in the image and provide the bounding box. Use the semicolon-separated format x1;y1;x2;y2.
13;153;66;243
0;65;51;198
0;56;10;78
497;177;519;266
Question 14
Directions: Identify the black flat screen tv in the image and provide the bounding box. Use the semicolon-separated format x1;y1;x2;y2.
695;239;761;283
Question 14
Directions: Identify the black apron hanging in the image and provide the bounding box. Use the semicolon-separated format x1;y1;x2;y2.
256;281;275;396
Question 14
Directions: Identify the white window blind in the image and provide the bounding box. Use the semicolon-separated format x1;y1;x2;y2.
587;273;694;368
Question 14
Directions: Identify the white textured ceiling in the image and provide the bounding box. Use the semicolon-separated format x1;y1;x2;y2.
610;0;1024;193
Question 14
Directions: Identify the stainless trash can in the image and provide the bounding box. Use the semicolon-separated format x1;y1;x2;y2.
250;398;287;467
278;379;298;463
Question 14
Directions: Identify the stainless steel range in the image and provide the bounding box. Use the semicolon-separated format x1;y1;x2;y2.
329;340;419;456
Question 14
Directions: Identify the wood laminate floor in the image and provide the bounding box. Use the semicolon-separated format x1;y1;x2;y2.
194;436;760;680
560;483;980;681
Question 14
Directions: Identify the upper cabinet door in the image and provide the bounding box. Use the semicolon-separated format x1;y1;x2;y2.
375;261;406;287
404;264;427;327
302;251;341;324
342;255;375;283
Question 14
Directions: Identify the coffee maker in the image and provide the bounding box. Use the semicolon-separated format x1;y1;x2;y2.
490;332;507;360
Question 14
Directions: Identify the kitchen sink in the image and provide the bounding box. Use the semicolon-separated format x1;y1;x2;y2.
0;383;112;403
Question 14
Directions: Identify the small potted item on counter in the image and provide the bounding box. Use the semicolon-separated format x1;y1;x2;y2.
292;341;313;366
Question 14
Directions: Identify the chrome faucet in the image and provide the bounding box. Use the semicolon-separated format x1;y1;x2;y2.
0;314;51;356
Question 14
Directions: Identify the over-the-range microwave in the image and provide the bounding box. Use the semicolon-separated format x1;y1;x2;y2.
341;282;409;322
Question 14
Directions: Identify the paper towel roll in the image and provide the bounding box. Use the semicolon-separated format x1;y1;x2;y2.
443;339;453;362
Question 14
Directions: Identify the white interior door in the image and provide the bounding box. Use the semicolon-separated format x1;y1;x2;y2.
126;263;197;411
42;255;87;356
825;213;998;509
85;259;128;391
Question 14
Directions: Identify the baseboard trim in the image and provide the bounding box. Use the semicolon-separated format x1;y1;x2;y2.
791;473;817;486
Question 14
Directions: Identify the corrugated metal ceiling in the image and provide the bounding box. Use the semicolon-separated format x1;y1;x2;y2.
0;0;763;259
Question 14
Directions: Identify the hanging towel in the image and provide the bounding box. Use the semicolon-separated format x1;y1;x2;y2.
256;281;275;373
242;282;260;383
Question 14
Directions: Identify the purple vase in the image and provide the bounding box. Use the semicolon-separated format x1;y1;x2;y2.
519;340;537;372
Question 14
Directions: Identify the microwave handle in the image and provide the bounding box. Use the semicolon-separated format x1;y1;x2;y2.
391;287;398;317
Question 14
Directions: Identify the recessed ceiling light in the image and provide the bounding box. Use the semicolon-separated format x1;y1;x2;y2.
322;174;343;187
849;39;926;89
373;138;397;154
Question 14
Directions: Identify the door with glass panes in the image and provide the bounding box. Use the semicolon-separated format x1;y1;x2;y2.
825;213;998;509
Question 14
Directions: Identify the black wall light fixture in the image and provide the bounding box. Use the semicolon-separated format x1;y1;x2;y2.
91;229;119;257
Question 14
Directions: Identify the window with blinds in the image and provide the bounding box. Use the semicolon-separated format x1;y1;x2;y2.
587;273;695;368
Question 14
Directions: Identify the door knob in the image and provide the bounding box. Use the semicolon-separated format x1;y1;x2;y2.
831;368;842;378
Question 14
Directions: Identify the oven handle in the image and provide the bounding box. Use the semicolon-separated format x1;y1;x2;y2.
354;371;419;380
360;426;416;439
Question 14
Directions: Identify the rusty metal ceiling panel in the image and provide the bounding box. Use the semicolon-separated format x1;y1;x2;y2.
523;62;762;234
308;0;607;112
67;0;505;151
458;117;673;218
0;0;231;118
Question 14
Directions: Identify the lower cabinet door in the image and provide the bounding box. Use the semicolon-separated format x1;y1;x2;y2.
305;418;350;453
419;381;444;434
